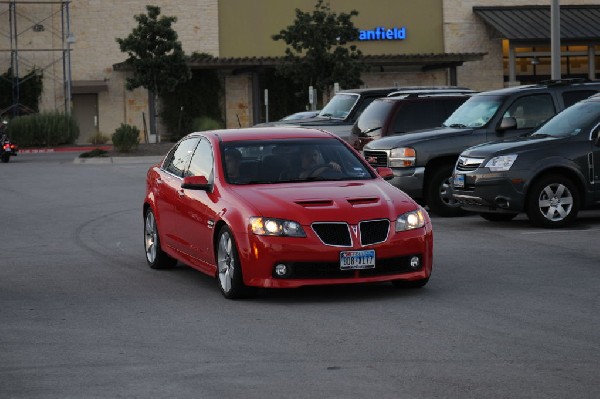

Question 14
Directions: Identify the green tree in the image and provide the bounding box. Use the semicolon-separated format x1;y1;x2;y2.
116;5;190;142
272;0;367;107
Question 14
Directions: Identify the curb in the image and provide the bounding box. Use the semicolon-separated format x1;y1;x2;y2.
73;156;164;165
20;145;113;154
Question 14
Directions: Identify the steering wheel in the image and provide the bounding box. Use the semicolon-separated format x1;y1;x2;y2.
305;163;340;178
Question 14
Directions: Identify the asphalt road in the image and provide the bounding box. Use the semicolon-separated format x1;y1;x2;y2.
1;152;599;399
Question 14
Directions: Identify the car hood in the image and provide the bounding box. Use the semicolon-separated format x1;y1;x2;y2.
462;134;560;157
256;116;348;127
231;180;416;224
364;126;472;149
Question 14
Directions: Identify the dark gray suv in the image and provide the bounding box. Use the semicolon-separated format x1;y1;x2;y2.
452;94;600;228
363;79;600;216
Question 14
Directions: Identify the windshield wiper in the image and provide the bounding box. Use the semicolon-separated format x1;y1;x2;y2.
448;123;468;128
361;126;381;134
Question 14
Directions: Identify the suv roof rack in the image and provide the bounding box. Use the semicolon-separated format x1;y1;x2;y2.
538;78;591;86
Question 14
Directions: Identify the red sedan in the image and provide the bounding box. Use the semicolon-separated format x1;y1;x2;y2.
143;127;433;299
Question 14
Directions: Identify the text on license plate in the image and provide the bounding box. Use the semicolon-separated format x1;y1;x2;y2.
453;174;464;188
340;249;376;270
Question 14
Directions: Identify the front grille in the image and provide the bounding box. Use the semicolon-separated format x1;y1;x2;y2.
456;156;484;172
312;219;391;247
359;219;389;245
274;255;422;279
363;150;388;167
312;223;351;246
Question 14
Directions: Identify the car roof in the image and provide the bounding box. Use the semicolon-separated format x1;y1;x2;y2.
190;127;338;142
337;86;473;96
474;79;600;97
384;93;473;101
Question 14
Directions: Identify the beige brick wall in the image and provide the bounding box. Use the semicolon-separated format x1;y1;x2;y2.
443;0;600;91
225;74;253;128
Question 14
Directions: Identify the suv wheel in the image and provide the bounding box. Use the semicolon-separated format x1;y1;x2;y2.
426;164;466;217
526;174;579;228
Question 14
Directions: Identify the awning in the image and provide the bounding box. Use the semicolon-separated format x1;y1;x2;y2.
71;80;108;94
473;5;600;43
113;53;486;73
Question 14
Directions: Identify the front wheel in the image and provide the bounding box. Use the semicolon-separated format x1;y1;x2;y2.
216;226;256;299
526;175;579;228
425;164;465;217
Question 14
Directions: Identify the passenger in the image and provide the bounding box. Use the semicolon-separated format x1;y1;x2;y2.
224;148;243;182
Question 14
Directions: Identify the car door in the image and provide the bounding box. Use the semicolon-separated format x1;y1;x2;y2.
489;93;556;141
156;137;199;253
177;138;218;267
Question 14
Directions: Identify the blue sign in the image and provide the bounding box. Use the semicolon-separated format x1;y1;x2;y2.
359;27;406;41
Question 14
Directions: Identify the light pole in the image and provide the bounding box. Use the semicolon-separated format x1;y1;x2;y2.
551;0;561;80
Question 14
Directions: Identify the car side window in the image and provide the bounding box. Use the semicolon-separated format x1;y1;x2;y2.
164;137;200;177
187;138;214;183
504;94;555;129
393;101;443;133
562;90;598;107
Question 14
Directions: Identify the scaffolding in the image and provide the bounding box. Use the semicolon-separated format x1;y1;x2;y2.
0;0;72;117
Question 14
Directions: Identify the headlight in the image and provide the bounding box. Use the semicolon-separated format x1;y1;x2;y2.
484;154;517;171
249;217;306;237
395;208;426;231
389;147;416;167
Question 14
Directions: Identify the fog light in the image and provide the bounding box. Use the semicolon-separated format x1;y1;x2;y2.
275;264;288;277
410;256;420;269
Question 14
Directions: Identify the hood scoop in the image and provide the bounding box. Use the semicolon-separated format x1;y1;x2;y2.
295;199;334;208
347;197;380;206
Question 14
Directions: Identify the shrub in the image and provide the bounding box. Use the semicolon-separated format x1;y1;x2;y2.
192;116;224;132
90;132;110;144
112;123;140;153
6;112;79;147
79;148;109;158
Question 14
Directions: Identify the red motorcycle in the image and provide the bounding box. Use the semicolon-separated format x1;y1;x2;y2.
0;121;18;163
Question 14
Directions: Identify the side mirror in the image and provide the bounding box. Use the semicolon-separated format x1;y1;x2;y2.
181;175;210;190
376;167;394;181
497;116;517;131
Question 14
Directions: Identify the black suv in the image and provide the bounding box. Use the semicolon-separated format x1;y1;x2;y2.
350;92;473;150
362;79;600;216
258;86;473;144
452;94;600;228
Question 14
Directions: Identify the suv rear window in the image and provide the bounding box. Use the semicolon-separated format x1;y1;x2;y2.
562;90;598;107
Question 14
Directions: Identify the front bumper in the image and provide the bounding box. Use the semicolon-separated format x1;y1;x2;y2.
237;221;433;289
387;167;425;200
452;170;526;213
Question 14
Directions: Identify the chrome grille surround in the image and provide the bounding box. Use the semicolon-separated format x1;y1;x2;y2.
456;156;485;172
311;219;391;247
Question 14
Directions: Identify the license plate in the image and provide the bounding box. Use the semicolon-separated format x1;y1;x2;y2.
340;249;375;270
453;174;464;188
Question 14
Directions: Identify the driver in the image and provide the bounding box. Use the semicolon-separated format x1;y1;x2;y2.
297;146;340;179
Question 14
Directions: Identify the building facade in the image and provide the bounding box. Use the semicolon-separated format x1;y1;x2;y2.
1;0;598;143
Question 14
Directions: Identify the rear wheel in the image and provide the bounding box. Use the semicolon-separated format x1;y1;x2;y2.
216;226;256;299
526;174;579;228
425;164;465;217
1;153;9;163
479;213;518;222
144;208;177;269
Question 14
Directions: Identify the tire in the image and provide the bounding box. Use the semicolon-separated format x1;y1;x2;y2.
144;208;177;269
216;226;256;299
425;164;465;217
392;277;429;289
1;154;9;163
526;174;579;228
479;213;518;222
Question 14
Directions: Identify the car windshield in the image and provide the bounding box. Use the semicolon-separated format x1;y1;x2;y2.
355;100;393;133
532;101;600;138
319;93;359;119
443;95;503;128
221;138;373;185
